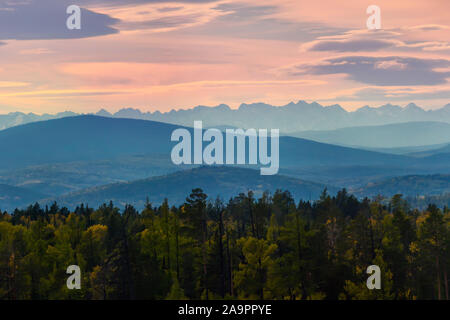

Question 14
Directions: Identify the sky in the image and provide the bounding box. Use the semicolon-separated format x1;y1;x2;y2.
0;0;449;114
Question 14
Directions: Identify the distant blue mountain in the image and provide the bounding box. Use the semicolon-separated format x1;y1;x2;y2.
353;174;450;198
104;102;450;133
0;111;77;130
0;115;449;211
0;154;184;196
0;115;178;169
407;143;450;157
292;121;450;148
2;101;450;133
0;115;412;170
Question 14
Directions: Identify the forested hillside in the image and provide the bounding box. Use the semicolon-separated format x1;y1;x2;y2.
1;189;448;300
48;166;335;210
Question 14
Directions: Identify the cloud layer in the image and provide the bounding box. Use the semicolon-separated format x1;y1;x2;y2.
0;0;449;113
294;56;450;86
0;0;118;40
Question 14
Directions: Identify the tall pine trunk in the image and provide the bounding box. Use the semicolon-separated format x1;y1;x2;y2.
218;210;225;298
444;263;448;300
436;255;441;300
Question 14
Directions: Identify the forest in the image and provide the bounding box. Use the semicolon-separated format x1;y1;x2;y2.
0;188;449;300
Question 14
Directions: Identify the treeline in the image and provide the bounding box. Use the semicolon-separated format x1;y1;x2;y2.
0;189;449;300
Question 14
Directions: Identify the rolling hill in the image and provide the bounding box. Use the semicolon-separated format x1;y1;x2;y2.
407;143;450;157
353;174;450;198
361;143;449;155
0;115;179;169
45;166;337;210
0;115;448;210
0;115;413;170
291;121;450;148
0;154;186;196
0;184;48;211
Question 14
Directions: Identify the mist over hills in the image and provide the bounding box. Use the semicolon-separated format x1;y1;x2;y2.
359;143;449;156
0;184;48;210
407;143;450;157
45;166;337;210
0;154;185;197
292;121;450;148
0;115;419;171
353;174;450;198
2;101;449;133
0;114;449;211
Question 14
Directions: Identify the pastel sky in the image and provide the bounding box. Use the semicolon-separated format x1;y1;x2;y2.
0;0;449;114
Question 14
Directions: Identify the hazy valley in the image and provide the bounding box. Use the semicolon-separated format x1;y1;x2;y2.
0;104;449;211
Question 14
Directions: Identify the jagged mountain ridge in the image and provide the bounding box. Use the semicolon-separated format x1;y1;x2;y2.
0;111;77;130
1;101;449;132
97;101;450;132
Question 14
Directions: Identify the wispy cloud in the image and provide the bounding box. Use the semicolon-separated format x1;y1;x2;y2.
1;0;450;113
19;48;55;55
330;86;450;102
300;27;450;53
291;56;450;86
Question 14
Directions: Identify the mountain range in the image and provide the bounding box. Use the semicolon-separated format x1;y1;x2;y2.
292;121;450;148
111;102;450;133
2;101;450;133
0;111;77;130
